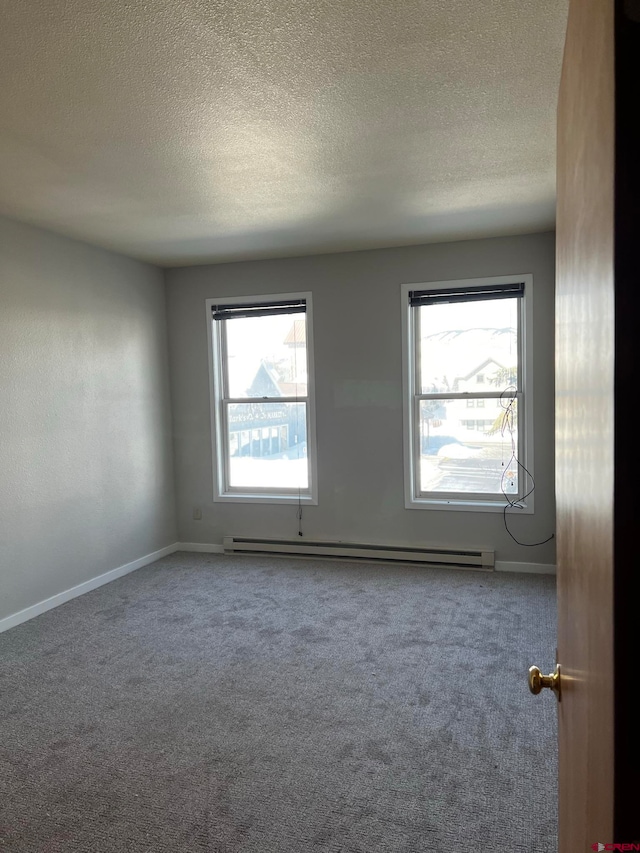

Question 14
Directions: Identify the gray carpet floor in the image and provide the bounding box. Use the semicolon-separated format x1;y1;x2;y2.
0;553;558;852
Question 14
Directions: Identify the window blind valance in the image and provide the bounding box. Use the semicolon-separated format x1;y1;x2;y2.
211;299;306;321
409;282;524;307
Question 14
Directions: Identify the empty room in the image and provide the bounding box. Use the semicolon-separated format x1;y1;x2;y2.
2;1;636;851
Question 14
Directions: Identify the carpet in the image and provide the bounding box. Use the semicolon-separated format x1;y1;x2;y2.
0;552;558;852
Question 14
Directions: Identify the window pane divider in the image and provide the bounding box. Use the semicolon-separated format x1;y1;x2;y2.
416;391;519;401
224;396;307;405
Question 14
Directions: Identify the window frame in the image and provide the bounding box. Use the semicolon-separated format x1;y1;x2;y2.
206;291;318;505
401;274;535;513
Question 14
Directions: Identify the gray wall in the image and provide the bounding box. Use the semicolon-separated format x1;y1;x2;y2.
0;216;177;621
166;231;556;567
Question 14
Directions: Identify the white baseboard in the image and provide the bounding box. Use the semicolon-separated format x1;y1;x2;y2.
1;544;555;635
175;542;225;553
495;561;556;575
0;543;179;634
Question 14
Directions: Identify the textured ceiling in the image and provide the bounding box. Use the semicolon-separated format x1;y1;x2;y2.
0;0;568;266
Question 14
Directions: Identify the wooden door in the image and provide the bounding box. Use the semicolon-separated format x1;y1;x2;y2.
555;1;638;848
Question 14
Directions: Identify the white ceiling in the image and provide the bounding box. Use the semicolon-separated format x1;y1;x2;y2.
0;1;568;267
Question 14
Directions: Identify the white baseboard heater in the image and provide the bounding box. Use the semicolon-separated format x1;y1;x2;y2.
222;537;494;571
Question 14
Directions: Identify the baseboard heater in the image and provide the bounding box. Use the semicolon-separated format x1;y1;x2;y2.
222;537;494;571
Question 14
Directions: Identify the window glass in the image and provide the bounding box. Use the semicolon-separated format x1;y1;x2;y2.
419;298;518;393
418;399;518;495
226;402;308;489
225;314;307;398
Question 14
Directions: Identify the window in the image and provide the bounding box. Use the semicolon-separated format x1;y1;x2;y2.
207;292;317;503
401;275;534;512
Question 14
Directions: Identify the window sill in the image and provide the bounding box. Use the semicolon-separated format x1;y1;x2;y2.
405;497;533;514
214;492;318;506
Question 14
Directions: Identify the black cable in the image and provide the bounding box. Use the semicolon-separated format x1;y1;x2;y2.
497;387;555;547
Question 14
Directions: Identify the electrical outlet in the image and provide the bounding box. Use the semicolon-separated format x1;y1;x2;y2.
193;507;202;521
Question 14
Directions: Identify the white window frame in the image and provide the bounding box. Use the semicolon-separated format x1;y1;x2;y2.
401;274;535;513
206;291;318;505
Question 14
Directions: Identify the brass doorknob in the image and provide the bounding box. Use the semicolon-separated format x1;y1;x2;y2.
528;664;561;700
